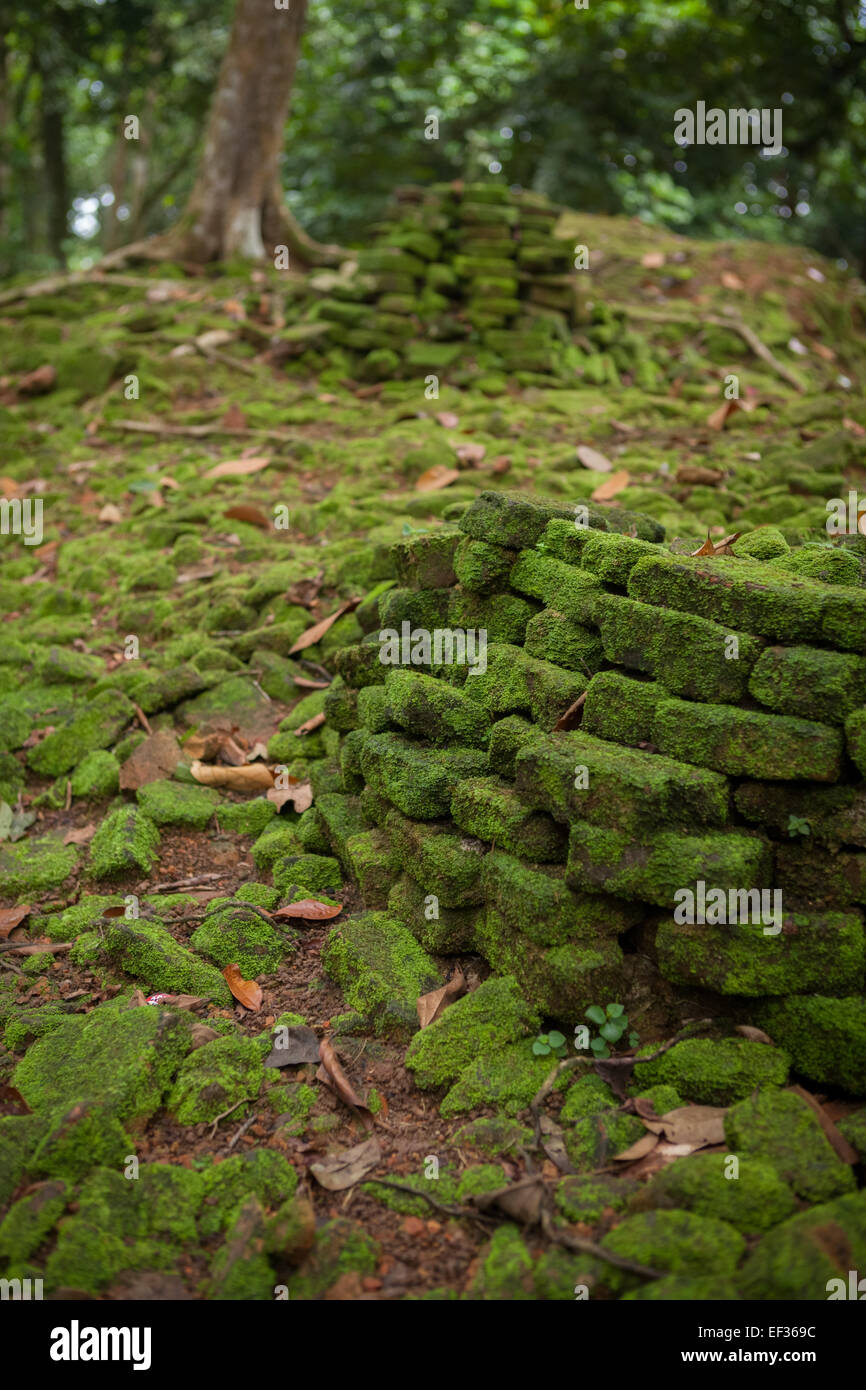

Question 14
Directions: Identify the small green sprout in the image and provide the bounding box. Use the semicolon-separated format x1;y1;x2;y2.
532;1029;567;1059
584;1003;639;1059
787;814;811;838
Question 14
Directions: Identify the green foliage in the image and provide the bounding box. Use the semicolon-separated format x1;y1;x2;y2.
585;1002;638;1059
532;1029;566;1059
787;814;812;838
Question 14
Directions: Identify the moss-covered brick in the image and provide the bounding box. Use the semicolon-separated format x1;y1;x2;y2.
0;834;78;898
310;755;343;798
386;874;480;952
88;806;160;878
459;491;580;548
332;638;388;690
476;909;622;1018
486;714;547;778
598;595;762;703
555;1173;636;1223
636;1151;795;1234
357;683;393;733
0;1114;50;1207
272;852;342;899
564;1109;646;1171
725;1088;856;1206
453;538;516;594
567;822;770;908
735;780;866;848
321;912;441;1037
481;851;641;946
774;842;866;909
560;1073;617;1123
405;974;539;1088
451;776;566;860
737;1191;866;1300
251;818;303;870
653;696;842;781
523;608;605;674
26;689;135;776
446;587;536;645
322;676;358;733
102;918;235;1003
820;586;866;653
70;749;120;798
391;531;460;589
168;1035;264;1124
235;883;281;911
656;910;865;997
580;531;662;586
345;828;393;908
191;902;296;978
289;1217;379;1301
755;994;866;1092
30;1101;132;1182
846;707;866;775
384;668;491;748
582;670;664;746
12;998;195;1121
773;545;862;587
602;1210;746;1287
516;728;729;834
314;792;367;869
135;778;220;828
215;797;276;836
460;642;587;731
539;516;599;563
440;1038;567;1118
632;1036;789;1105
839;1107;866;1161
125;663;206;715
748;644;866;723
385;808;486;907
359;730;487;818
198;1148;299;1239
0;1178;68;1264
378;585;452;634
509;551;602;624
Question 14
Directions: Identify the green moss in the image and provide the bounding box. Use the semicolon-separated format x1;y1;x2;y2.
392;530;460;589
580;531;663;585
31;1100;132;1181
461;642;588;731
772;544;862;586
199;1149;299;1239
191;902;296;977
12;997;195;1122
838;1107;866;1161
724;1088;856;1203
622;1275;740;1301
88;806;160;878
289;1217;379;1300
269;1082;318;1135
406;975;539;1088
135;778;220;828
638;1151;796;1233
567;822;770;909
363;1170;460;1217
208;1196;275;1300
272;852;342;898
168;1035;264;1124
386;874;480;952
315;792;368;868
251;819;303;870
748;644;866;723
731;527;790;561
384;668;491;748
560;1072;618;1123
44;1219;171;1295
737;1191;866;1299
384;809;486;907
345;828;393;908
523;608;605;675
459;490;584;549
509;551;602;625
556;1173;636;1222
846;707;866;776
582;671;663;747
452;1116;534;1156
0;1179;67;1264
476;910;621;1019
468;1225;535;1299
565;1110;646;1170
359;730;488;818
321;912;441;1037
0;1114;49;1206
70;749;120;798
653;695;842;781
602;1209;745;1288
632;1037;789;1105
234;882;280;910
26;689;134;776
451;776;566;860
453;537;515;593
0;834;78;898
756;994;866;1092
102;918;234;1003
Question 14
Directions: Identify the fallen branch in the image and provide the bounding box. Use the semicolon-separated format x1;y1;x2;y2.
540;1210;660;1279
109;419;299;444
0;940;73;955
0;271;198;309
208;1098;248;1137
622;304;805;391
150;871;232;892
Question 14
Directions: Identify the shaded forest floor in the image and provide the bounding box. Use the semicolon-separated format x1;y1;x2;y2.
0;212;865;1300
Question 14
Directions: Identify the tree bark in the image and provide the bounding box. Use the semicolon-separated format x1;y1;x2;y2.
104;0;341;268
39;75;69;268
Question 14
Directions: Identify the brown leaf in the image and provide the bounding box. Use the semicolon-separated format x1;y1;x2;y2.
222;963;263;1011
184;731;226;761
190;1023;220;1049
656;1105;727;1147
675;464;724;486
453;442;486;467
310;1136;381;1191
63;824;96;846
224;504;271;529
641;251;665;269
707;399;741;431
294;712;326;736
289;599;360;655
576;444;613;473
204;456;270;480
591;468;630;502
263;1024;322;1067
734;1024;773;1045
0;905;32;940
417;969;467;1028
612;1131;659;1163
18;364;57;396
267;779;313;813
317;1038;374;1129
119;729;182;791
538;1114;577;1174
415;465;461;493
690;531;741;558
190;760;273;792
720;271;744;290
272;899;342;921
292;677;330;691
787;1085;859;1165
176;564;218;585
285;575;323;609
470;1176;546;1227
435;411;459;428
552;692;586;732
98;503;123;523
221;404;247;429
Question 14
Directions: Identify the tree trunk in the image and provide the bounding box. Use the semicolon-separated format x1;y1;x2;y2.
104;0;342;269
39;78;69;268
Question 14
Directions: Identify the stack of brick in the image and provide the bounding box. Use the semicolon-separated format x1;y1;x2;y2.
311;489;866;1094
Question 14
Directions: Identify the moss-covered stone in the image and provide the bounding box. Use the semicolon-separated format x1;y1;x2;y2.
475;910;622;1019
272;852;342;898
461;641;587;731
481;850;640;947
386;874;480;952
216;798;277;836
0;834;78;898
0;1114;49;1206
168;1035;264;1124
468;1224;535;1299
602;1209;746;1288
737;1191;866;1299
567;822;770;909
405;974;539;1088
199;1149;298;1238
102;918;233;1002
453;537;516;594
321;912;441;1037
88;806;160;878
135;778;220;828
523;608;605;675
749;644;866;724
636;1151;796;1233
384;668;491;748
385;809;486;907
31;1100;132;1181
653;696;842;781
0;1178;67;1265
251;818;303;870
191;902;296;978
556;1173;637;1222
632;1036;789;1105
26;689;134;776
451;776;566;860
359;729;488;818
756;994;866;1093
70;749;120;798
724;1088;855;1203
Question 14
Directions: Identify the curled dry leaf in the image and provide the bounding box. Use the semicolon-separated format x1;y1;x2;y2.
264;1024;321;1067
591;468;630;502
576;444;612;473
289;598;361;655
267;779;312;813
690;531;742;558
417;969;467;1028
222;962;263;1011
272;899;342;921
224;504;271;529
204;456;270;480
310;1136;381;1192
0;905;31;940
735;1024;773;1045
453;442;486;467
190;760;273;793
294;712;326;736
317;1037;374;1129
415;464;460;493
470;1176;547;1227
707;399;743;431
63;824;96;846
119;729;182;791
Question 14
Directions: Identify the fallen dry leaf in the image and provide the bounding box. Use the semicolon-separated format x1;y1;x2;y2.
17;364;57;396
720;271;744;290
222;963;263;1011
787;1085;859;1165
676;464;724;486
649;1105;728;1148
263;1024;321;1067
289;599;360;655
0;905;31;940
224;504;271;529
415;465;461;493
435;411;459;428
191;760;273;793
63;824;96;846
690;531;741;558
640;251;665;269
576;444;612;473
294;712;326;736
272;899;342;921
310;1137;381;1192
98;503;123;523
552;692;586;732
734;1024;773;1045
119;729;182;791
613;1131;659;1163
591;468;630;502
267;779;313;813
204;456;269;480
317;1038;374;1129
417;969;467;1028
707;399;742;431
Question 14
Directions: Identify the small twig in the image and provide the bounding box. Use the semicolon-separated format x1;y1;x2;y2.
0;940;73;955
540;1210;660;1279
110;419;299;444
364;1178;495;1227
227;1112;258;1149
132;703;153;735
621;305;804;391
194;340;258;378
208;1098;247;1137
150;872;232;892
